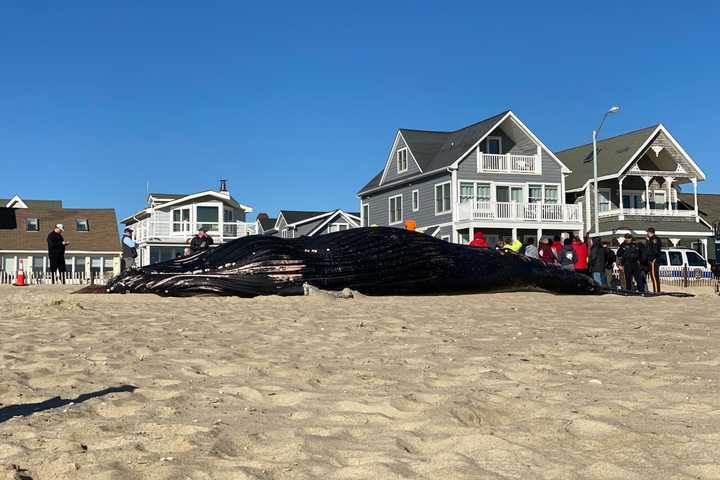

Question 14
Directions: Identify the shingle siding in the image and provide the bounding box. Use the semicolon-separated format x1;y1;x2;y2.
361;172;452;231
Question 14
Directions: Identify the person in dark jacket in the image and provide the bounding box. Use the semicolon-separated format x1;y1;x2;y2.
603;241;617;288
121;227;138;271
588;238;607;286
559;238;577;270
47;224;69;284
645;227;662;293
468;230;489;248
616;234;646;293
189;228;214;252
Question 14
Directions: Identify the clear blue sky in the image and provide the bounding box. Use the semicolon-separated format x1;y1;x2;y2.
2;1;718;223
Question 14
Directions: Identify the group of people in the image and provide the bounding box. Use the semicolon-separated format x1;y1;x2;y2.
120;226;215;271
468;227;664;293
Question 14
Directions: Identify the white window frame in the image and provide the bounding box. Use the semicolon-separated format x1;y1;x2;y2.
486;136;503;155
396;148;408;174
434;181;452;215
172;207;191;234
441;235;451;242
543;184;560;204
26;217;40;232
598;188;612;212
75;218;90;232
412;189;419;212
361;203;369;227
622;189;645;209
328;223;349;233
388;194;403;225
652;189;667;209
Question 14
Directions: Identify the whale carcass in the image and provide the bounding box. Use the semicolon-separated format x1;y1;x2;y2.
105;227;628;297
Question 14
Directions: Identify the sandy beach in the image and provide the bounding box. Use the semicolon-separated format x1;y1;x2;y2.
0;285;718;479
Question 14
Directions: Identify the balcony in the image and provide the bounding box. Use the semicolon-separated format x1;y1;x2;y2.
478;153;539;175
598;207;697;219
132;219;256;243
457;201;582;224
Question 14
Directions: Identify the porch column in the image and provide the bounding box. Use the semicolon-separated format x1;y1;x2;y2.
691;177;699;223
700;238;708;258
642;175;652;214
512;227;518;242
664;176;674;212
618;176;625;220
536;228;542;243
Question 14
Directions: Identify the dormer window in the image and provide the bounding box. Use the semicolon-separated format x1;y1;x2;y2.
486;137;502;155
397;148;408;173
76;218;89;232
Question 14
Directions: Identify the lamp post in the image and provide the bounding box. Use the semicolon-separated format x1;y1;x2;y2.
592;105;620;236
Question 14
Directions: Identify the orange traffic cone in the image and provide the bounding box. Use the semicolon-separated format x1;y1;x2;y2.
15;259;26;286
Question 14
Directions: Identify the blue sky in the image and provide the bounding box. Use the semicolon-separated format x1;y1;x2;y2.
1;1;718;222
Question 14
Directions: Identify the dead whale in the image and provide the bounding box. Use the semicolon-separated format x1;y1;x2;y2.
104;227;683;297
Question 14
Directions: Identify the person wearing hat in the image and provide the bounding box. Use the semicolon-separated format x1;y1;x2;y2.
189;227;214;253
121;227;138;271
47;224;69;284
616;233;646;293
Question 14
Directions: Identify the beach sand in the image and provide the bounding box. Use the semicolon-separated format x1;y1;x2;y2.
0;285;718;479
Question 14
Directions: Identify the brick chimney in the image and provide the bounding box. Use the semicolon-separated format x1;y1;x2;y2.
257;212;269;220
219;179;227;192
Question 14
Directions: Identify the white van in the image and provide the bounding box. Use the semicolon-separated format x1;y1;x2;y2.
656;248;712;279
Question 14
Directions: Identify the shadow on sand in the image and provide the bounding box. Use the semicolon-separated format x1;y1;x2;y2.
0;384;137;423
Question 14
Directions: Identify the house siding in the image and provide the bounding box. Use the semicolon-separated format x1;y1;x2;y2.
458;148;562;185
361;172;452;231
380;135;422;185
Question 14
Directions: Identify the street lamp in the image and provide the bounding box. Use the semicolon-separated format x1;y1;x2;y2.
592;105;620;236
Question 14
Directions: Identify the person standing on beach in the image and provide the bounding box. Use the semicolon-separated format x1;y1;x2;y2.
551;234;563;260
468;231;489;248
559;238;577;270
538;238;556;263
121;227;138;271
603;241;616;288
572;235;589;276
523;238;539;259
588;237;607;286
190;228;214;253
617;234;645;293
646;227;662;293
47;224;69;284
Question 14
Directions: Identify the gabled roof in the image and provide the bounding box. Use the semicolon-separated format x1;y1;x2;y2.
556;125;660;192
0;207;121;252
257;216;277;231
1;197;63;209
307;210;361;236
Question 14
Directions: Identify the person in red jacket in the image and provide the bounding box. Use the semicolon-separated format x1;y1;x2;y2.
551;234;563;260
469;230;489;248
538;237;556;263
572;235;589;276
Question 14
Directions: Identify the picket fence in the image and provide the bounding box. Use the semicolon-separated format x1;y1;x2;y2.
611;265;719;288
0;271;109;286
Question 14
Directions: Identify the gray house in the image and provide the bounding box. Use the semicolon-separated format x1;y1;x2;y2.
273;209;360;238
557;124;714;258
357;110;583;246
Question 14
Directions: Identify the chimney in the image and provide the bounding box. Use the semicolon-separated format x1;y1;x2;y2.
257;212;269;220
219;179;227;192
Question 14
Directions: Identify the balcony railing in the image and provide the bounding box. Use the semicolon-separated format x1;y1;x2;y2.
598;208;697;218
478;153;539;174
457;201;582;223
132;219;256;242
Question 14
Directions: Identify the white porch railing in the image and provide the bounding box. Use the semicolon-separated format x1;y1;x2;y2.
598;208;697;218
0;271;109;286
457;201;582;223
132;219;256;242
478;153;539;174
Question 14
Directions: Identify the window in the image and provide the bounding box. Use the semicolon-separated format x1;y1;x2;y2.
656;252;668;266
223;209;234;222
477;183;491;202
528;185;543;204
76;218;89;232
622;192;643;209
397;148;408;173
598;190;611;213
459;182;474;205
544;186;558;204
327;223;349;233
486;136;502;155
197;206;219;231
26;218;39;231
686;251;706;267
172;208;191;233
668;251;683;266
653;191;666;210
412;190;419;212
104;258;115;274
90;257;102;275
435;182;451;214
389;195;403;224
75;256;86;273
441;235;450;242
362;203;369;227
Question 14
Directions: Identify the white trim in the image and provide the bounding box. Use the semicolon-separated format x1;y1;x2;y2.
5;195;28;209
440;235;451;242
0;250;121;255
396;147;409;174
361;202;369;227
277;210;337;229
388;194;403;225
378;132;424;186
359;167;449;196
592;229;714;237
485;136;503;155
158;191;252;212
434;181;452;215
411;189;420;212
